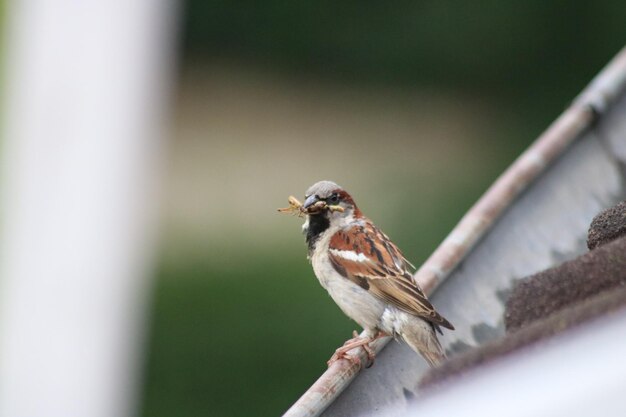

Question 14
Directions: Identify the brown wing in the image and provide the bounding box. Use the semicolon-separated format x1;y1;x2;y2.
328;221;454;330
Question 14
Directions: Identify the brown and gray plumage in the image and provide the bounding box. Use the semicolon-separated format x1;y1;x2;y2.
300;180;453;367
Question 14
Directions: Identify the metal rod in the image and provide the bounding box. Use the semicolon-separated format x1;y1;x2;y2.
283;46;626;417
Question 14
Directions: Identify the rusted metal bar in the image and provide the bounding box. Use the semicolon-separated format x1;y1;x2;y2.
283;46;626;417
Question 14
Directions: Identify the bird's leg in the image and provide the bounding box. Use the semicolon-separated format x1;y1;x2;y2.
327;336;367;367
327;330;388;368
371;330;388;342
362;330;389;367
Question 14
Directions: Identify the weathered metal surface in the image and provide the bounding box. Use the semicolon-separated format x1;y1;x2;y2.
394;80;626;417
283;47;626;417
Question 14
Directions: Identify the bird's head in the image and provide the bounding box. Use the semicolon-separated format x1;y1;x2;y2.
302;180;361;224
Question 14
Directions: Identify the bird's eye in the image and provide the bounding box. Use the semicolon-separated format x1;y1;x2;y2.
328;193;340;204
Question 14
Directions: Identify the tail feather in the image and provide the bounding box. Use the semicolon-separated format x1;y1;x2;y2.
400;317;447;367
418;346;446;367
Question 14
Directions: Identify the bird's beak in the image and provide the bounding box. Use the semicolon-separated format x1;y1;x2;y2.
303;194;319;209
303;194;328;214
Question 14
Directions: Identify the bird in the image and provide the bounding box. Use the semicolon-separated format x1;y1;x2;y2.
296;180;453;367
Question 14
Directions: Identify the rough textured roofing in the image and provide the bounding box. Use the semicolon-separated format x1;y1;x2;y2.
419;200;626;390
419;284;626;389
587;200;626;250
505;235;626;332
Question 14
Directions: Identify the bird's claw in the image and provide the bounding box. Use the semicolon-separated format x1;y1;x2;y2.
327;350;362;367
326;330;378;368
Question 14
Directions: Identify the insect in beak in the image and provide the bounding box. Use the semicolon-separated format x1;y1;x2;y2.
277;195;344;217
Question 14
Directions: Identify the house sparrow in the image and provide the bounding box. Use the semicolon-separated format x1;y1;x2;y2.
297;180;453;367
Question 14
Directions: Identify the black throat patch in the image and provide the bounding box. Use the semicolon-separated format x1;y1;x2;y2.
306;214;330;253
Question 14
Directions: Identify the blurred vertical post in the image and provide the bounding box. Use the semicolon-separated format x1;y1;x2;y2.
0;1;176;417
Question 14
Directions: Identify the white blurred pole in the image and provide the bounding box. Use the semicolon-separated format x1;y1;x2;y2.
0;1;176;417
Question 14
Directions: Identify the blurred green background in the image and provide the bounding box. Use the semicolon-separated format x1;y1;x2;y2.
140;2;626;417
